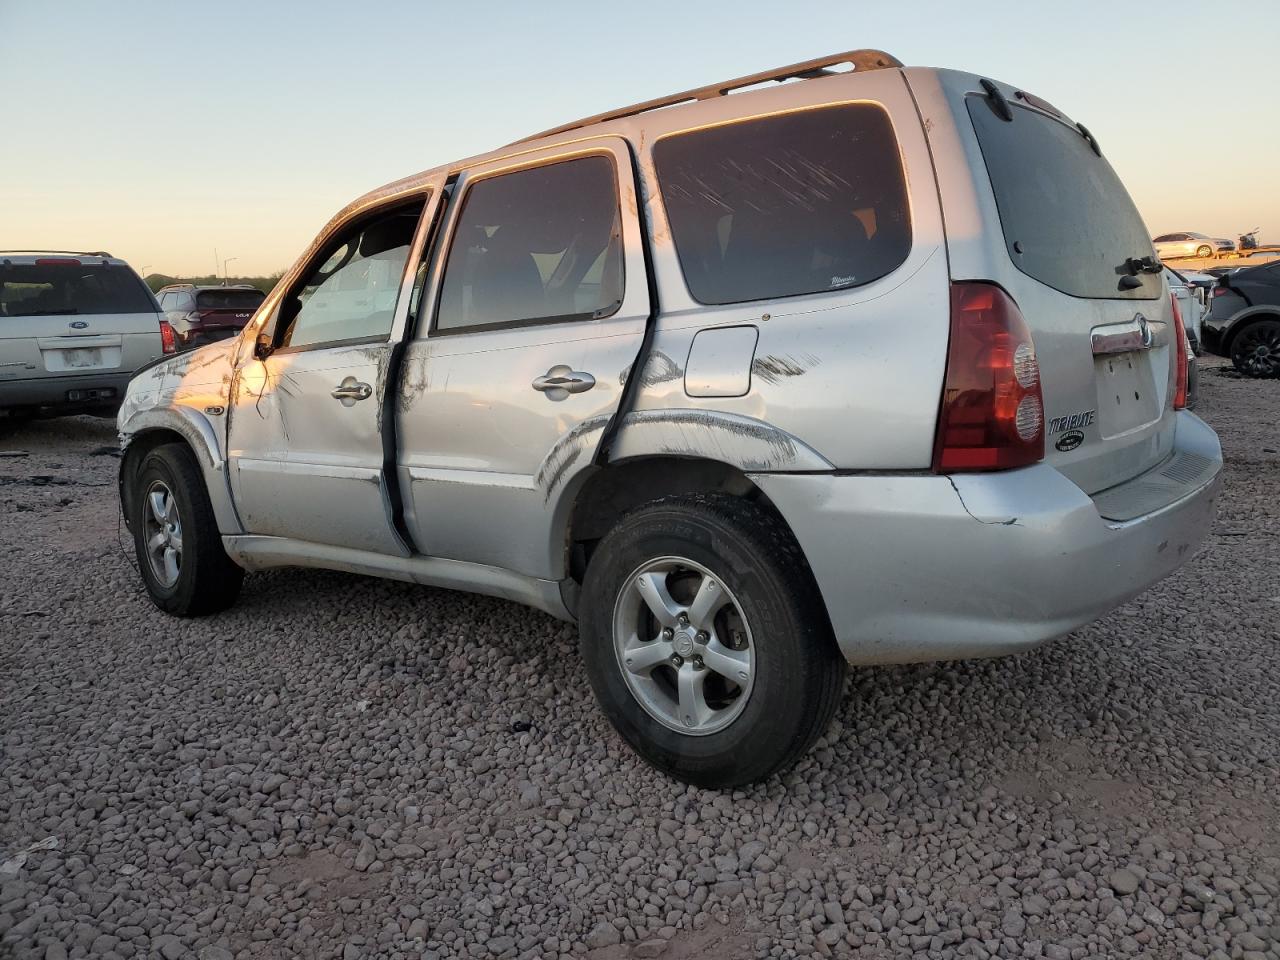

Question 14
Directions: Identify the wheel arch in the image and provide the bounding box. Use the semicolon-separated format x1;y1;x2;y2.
119;410;241;534
559;454;798;589
1223;307;1280;355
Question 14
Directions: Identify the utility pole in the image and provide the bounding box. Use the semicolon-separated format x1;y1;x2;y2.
222;257;238;285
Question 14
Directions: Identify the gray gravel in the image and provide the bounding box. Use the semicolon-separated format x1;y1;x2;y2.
2;357;1278;960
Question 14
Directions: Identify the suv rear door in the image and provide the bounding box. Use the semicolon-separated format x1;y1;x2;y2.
925;73;1180;495
0;256;161;386
396;138;651;578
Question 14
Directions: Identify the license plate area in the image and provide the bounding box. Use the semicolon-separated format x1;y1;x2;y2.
1095;350;1159;438
63;347;102;368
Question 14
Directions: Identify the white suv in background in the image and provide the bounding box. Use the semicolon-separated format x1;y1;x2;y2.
0;252;172;419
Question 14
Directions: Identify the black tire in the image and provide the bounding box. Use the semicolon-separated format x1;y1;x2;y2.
579;493;845;788
1196;244;1213;259
130;443;244;616
1230;319;1280;379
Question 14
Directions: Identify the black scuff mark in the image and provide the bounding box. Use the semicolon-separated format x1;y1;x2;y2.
751;352;821;386
623;409;801;471
618;350;682;389
535;414;611;501
398;356;430;413
947;476;1020;526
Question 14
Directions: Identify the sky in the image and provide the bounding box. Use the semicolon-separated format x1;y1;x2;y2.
2;0;1276;277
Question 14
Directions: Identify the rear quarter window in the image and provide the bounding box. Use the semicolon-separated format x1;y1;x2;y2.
654;104;912;305
967;97;1159;300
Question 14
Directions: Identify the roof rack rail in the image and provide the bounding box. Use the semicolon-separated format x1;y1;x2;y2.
0;249;114;258
514;49;903;144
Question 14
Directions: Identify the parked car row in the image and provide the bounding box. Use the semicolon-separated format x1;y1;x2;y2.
0;255;266;420
113;51;1222;787
1202;259;1280;378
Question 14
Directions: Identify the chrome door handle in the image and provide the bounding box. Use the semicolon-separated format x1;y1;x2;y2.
532;365;596;400
331;378;373;406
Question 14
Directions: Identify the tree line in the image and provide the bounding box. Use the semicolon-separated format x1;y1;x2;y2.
144;273;283;295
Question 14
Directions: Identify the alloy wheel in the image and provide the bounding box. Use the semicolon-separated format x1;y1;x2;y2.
612;556;755;736
142;480;183;587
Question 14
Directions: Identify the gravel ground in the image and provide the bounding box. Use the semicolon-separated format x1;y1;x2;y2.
2;357;1278;960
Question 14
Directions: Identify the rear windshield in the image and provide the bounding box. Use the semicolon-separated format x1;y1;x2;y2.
196;289;265;309
654;104;912;305
0;262;156;317
967;98;1159;300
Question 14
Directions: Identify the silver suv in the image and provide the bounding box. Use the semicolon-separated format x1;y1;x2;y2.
2;252;170;418
117;51;1222;787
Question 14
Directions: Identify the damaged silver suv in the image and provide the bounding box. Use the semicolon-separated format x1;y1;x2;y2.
118;50;1222;787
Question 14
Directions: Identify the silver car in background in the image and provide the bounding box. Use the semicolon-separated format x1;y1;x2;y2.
116;51;1221;787
1;252;172;419
1154;232;1235;260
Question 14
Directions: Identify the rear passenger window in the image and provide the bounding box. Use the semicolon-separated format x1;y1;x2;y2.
436;156;623;333
654;105;911;305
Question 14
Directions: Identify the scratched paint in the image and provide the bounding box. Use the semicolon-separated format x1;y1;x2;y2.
751;352;821;385
618;350;683;389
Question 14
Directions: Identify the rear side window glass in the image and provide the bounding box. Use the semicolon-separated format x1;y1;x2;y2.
197;289;264;310
967;98;1159;300
436;156;623;333
654;105;911;305
0;263;155;317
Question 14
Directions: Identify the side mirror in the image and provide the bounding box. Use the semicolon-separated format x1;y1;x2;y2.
254;333;274;361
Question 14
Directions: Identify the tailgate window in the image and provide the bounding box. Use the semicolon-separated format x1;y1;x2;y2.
967;97;1159;300
0;263;156;317
196;289;265;310
654;104;911;305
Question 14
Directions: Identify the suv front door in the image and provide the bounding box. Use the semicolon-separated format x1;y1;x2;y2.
397;140;651;578
227;193;435;554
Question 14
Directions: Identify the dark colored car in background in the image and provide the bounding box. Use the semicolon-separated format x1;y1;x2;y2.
156;284;265;350
1202;260;1280;378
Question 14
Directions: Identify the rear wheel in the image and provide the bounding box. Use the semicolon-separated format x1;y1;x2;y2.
1230;319;1280;378
579;494;845;788
130;443;244;615
1196;244;1213;259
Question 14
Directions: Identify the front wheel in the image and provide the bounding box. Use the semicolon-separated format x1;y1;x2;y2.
130;443;244;615
579;494;845;788
1231;319;1280;378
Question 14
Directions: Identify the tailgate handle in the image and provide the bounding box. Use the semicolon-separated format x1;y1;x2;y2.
1091;316;1166;357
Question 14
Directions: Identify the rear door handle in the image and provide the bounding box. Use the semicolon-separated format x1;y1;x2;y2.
331;378;373;406
532;365;595;400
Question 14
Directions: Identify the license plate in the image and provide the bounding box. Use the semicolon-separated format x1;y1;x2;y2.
63;347;101;368
1096;350;1159;437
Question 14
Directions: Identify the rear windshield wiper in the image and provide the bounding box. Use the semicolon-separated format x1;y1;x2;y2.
1124;256;1162;275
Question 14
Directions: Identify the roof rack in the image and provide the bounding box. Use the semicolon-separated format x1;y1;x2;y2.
514;49;903;144
0;249;114;258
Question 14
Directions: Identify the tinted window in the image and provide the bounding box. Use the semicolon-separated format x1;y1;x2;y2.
197;289;265;310
0;263;155;317
436;156;622;332
654;105;911;306
280;205;422;349
969;98;1158;300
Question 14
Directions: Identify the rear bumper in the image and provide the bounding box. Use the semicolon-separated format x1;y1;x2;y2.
0;371;133;410
752;411;1222;665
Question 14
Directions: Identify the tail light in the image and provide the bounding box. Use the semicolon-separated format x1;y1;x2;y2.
158;320;177;354
932;282;1044;472
1169;293;1188;410
1212;283;1230;297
